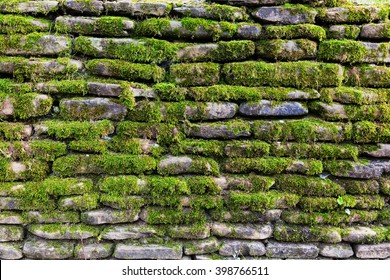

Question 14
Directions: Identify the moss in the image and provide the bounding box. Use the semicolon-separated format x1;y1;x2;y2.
23;211;80;223
180;17;238;41
95;16;127;37
228;175;275;192
11;93;53;120
378;209;390;224
145;207;206;225
42;177;93;197
355;195;385;209
172;139;225;157
0;159;48;182
157;156;219;176
0;123;29;141
58;193;99;211
108;137;142;154
190;195;223;210
85;59;165;82
38;80;89;95
262;24;326;41
224;140;270;158
135;18;171;37
352;121;390;143
271;142;358;160
127;100;163;123
320;87;390;105
299;195;357;212
346;6;389;23
323;159;356;176
99;175;140;195
52;154;156;177
29;140;67;161
0;15;50;34
68;140;108;153
274;224;342;243
212;40;255;62
345;65;390;88
153;83;186;101
30;224;100;237
146;176;189;207
275;175;345;197
170;63;220;87
328;25;360;39
185;176;221;195
256;39;317;61
100;194;145;209
203;3;248;21
228;191;299;213
44;120;114;140
222;61;343;89
318;40;368;63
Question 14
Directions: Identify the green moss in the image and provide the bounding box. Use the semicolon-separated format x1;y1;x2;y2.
274;224;342;243
263;24;327;41
37;80;89;95
345;65;390;88
153;83;186;101
222;61;343;89
100;194;145;209
11;93;53;120
108;137;142;154
43;177;93;196
23;211;80;223
228;190;299;212
43;120;114;140
323;160;355;176
68;140;108;153
146;176;189;207
318;40;368;63
355;195;385;209
203;3;248;21
135;18;171;37
185;176;221;195
30;224;99;237
299;195;357;212
180;17;238;41
99;175;140;195
0;159;48;182
170;63;220;86
172;139;225;157
145;207;206;225
58;193;99;211
29;140;67;161
190;195;223;210
127;100;162;123
0;15;50;34
0;122;29;141
378;209;390;224
85;59;165;82
275;175;345;197
320;87;390;105
328;25;361;39
224;140;270;158
212;40;255;62
53;154;156;177
95;16;127;37
157;156;219;176
256;39;317;61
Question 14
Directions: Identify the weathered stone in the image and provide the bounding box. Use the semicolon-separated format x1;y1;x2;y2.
328;25;360;39
327;160;390;179
28;224;99;240
157;156;219;175
63;0;104;15
239;101;308;116
366;144;390;158
167;225;210;239
176;44;218;62
354;243;390;259
313;102;348;120
266;242;319;259
55;16;135;35
274;225;342;243
342;226;378;243
0;212;23;224
173;5;248;21
81;208;139;225
360;23;390;40
184;237;220;255
171;63;220;86
318;7;386;23
210;0;288;6
114;243;182;260
101;224;159;240
345;65;390;88
319;243;354;259
25;211;80;223
74;242;114;259
129;85;156;98
0;1;59;14
213;209;282;223
211;222;273;240
0;197;22;210
0;226;24;241
0;97;14;117
0;35;70;56
0;242;23;259
60;98;127;121
252;6;317;24
257;39;317;61
186;102;237;120
88;82;122;97
23;240;74;259
236;23;262;40
219;240;266;257
105;1;171;17
188;122;251;139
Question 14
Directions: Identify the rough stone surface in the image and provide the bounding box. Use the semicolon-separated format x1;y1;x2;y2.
239;101;308;116
211;223;273;240
354;243;390;259
28;225;98;240
0;212;23;224
184;238;220;255
167;225;210;239
186;102;237;120
0;197;22;210
360;23;390;39
23;240;74;259
0;1;59;14
318;7;384;23
328;161;390;179
266;242;319;259
114;243;182;260
0;242;23;260
0;226;24;241
342;227;378;243
188;123;251;139
87;82;122;97
101;224;159;240
366;144;390;158
219;240;266;256
81;208;139;225
63;0;104;15
74;242;114;259
105;1;170;16
319;243;354;259
252;7;317;24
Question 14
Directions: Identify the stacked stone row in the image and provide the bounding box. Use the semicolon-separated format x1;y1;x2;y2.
1;0;390;259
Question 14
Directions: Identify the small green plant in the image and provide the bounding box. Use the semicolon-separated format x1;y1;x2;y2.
337;196;344;205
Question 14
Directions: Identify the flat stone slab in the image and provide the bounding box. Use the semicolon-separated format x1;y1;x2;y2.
188;122;251;139
211;222;273;240
0;226;24;242
81;209;139;225
184;238;220;255
167;225;210;239
28;224;99;240
23;240;74;259
239;101;308;116
319;243;354;259
101;224;160;240
105;1;171;17
63;0;104;15
354;243;390;259
342;227;379;243
252;6;317;24
266;242;319;259
219;240;266;257
0;212;23;224
114;243;182;260
0;242;23;259
74;242;114;259
0;1;59;14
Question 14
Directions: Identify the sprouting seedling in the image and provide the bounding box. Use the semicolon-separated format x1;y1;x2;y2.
337;196;344;206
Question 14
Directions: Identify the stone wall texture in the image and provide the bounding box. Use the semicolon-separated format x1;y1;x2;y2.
0;0;390;260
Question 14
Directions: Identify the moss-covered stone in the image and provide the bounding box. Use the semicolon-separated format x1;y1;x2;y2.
256;39;317;61
320;87;390;105
298;195;357;212
58;193;99;211
352;121;390;143
262;24;327;41
336;179;380;195
0;159;49;182
328;25;360;39
224;140;270;157
274;224;342;243
143;207;207;225
69;139;108;153
157;156;219;176
170;63;220;86
222;61;343;88
345;65;390;88
317;6;389;24
0;14;50;34
53;154;156;177
187;120;251;139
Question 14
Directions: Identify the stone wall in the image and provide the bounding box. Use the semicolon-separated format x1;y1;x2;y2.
0;0;390;260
